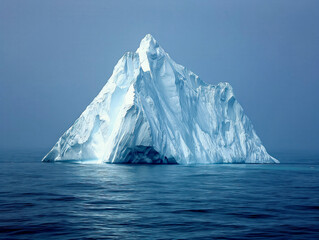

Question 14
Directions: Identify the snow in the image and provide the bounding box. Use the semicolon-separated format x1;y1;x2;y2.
42;34;279;164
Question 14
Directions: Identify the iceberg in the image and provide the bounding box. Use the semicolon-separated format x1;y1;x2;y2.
43;34;278;164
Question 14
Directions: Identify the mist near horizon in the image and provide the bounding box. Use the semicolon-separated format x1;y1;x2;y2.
1;0;319;153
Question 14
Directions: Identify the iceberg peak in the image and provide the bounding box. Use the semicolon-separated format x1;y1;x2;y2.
139;34;159;50
136;34;166;73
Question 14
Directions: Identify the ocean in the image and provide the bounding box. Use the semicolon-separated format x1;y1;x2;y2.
0;150;318;239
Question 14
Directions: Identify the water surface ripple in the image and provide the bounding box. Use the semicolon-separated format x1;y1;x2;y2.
0;150;318;239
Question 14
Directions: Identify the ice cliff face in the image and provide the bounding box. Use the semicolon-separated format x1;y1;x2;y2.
43;34;278;164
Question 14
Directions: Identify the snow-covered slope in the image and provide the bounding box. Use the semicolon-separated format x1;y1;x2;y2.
43;34;278;164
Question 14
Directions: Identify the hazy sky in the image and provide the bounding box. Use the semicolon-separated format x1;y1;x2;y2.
1;0;319;152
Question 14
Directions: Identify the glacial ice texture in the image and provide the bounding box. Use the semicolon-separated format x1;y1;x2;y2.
43;34;278;164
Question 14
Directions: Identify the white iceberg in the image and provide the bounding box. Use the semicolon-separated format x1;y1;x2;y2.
43;34;278;164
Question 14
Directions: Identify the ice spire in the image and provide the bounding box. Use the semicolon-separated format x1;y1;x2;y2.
138;34;159;50
136;34;165;72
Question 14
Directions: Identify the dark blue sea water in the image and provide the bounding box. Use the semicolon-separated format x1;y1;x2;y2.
0;150;319;239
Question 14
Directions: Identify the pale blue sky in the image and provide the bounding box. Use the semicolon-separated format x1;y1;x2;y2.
1;0;319;152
